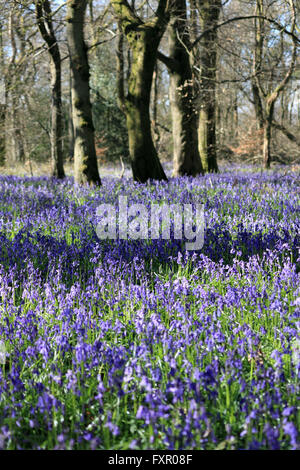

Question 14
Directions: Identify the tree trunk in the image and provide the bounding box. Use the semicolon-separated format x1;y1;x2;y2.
49;55;64;178
0;25;6;166
152;62;160;149
198;106;217;172
36;0;65;178
288;93;295;126
116;21;125;114
251;81;264;130
66;0;101;185
232;90;238;144
11;92;25;164
196;0;221;173
168;0;203;177
112;0;168;183
5;78;25;166
5;8;25;166
0;104;5;166
68;62;75;161
263;101;274;168
126;34;167;182
252;0;264;130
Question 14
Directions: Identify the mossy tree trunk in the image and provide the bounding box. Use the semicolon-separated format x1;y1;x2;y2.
196;0;221;173
66;0;101;185
112;0;168;183
165;0;203;176
36;0;65;179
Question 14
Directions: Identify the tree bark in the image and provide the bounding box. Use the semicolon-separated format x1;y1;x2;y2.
0;104;5;166
152;62;160;149
196;0;221;173
263;101;274;168
0;25;5;165
68;61;75;161
251;0;264;154
167;0;203;176
112;0;168;183
233;90;238;142
66;0;101;185
252;81;264;130
6;9;25;165
36;0;65;179
10;92;25;164
116;21;125;114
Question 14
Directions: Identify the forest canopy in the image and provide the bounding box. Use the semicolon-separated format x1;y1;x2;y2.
0;0;299;183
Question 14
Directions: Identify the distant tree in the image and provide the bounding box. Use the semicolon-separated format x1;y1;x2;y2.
35;0;65;178
195;0;221;172
252;0;298;168
212;0;299;165
0;21;6;166
5;4;26;165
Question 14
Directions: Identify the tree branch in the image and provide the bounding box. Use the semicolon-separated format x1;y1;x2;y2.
273;120;300;146
190;15;300;51
157;50;180;73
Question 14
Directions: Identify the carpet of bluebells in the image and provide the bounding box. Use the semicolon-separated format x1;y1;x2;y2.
0;168;299;450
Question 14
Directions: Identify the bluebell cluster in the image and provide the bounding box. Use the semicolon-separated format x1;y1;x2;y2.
0;169;299;449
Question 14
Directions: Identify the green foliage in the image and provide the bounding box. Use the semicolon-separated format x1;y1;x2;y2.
90;60;129;163
25;89;52;163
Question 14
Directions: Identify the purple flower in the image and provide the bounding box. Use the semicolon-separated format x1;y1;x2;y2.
283;421;298;449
